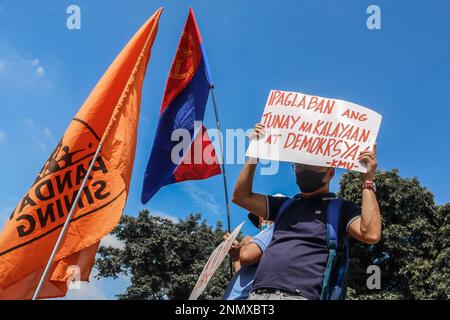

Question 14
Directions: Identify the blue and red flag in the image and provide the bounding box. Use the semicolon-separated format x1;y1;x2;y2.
141;8;221;204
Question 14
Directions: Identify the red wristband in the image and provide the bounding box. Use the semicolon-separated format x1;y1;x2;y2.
362;180;376;192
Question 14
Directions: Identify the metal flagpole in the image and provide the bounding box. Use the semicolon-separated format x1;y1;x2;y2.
209;83;233;278
210;84;231;233
32;143;103;300
31;19;156;299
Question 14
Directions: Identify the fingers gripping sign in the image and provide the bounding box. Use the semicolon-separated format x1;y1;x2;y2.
358;143;378;181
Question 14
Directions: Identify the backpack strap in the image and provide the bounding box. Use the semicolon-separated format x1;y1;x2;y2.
274;198;295;225
332;241;349;298
320;198;344;300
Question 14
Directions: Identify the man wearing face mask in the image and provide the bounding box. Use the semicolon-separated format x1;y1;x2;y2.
232;123;382;300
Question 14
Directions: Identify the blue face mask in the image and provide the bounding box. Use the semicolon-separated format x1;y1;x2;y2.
261;223;269;230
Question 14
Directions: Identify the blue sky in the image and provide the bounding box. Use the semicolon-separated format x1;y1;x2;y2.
0;0;449;299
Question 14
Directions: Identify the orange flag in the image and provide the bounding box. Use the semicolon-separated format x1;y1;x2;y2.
0;8;163;300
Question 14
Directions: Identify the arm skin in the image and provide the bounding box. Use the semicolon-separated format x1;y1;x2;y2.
347;189;382;244
225;235;257;272
232;123;268;218
239;243;263;267
348;144;382;244
231;159;268;219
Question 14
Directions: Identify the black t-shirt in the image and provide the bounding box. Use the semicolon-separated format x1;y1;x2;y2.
252;193;361;300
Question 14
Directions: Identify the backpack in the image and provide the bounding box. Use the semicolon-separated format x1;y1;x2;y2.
275;197;349;300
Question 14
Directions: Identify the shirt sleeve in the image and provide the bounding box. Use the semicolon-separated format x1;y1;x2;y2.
341;200;361;233
266;195;290;221
250;224;274;252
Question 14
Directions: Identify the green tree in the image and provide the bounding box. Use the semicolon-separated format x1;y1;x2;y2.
340;169;449;299
95;211;231;300
96;169;449;300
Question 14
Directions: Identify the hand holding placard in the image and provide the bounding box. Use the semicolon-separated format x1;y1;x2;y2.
189;222;245;300
359;143;378;181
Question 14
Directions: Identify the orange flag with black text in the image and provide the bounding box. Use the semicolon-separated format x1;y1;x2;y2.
0;8;163;299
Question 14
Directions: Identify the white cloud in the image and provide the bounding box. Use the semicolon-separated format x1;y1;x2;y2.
33;137;48;152
43;127;52;137
43;126;55;145
0;39;50;88
2;206;13;214
100;234;125;250
0;54;46;79
36;66;45;77
183;183;222;216
23;118;56;152
151;210;179;223
0;130;6;141
0;206;13;227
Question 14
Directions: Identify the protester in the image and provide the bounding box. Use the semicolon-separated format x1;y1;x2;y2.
232;123;382;300
222;215;274;300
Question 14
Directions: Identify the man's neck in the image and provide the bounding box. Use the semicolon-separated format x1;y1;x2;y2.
300;185;330;199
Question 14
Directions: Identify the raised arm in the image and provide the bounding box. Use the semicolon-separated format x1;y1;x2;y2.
348;144;382;244
232;124;268;218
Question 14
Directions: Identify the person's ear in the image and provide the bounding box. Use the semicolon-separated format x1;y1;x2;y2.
325;168;335;182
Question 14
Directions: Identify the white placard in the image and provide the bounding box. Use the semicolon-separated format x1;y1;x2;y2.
246;90;382;173
189;221;245;300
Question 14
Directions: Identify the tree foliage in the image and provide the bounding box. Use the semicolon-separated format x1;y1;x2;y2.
95;212;230;300
96;169;449;300
339;169;449;299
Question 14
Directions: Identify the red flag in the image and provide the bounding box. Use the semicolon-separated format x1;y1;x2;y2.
141;8;221;204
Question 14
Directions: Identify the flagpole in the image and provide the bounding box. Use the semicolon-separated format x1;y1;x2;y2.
209;84;234;279
210;84;231;233
31;12;159;299
32;143;103;300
